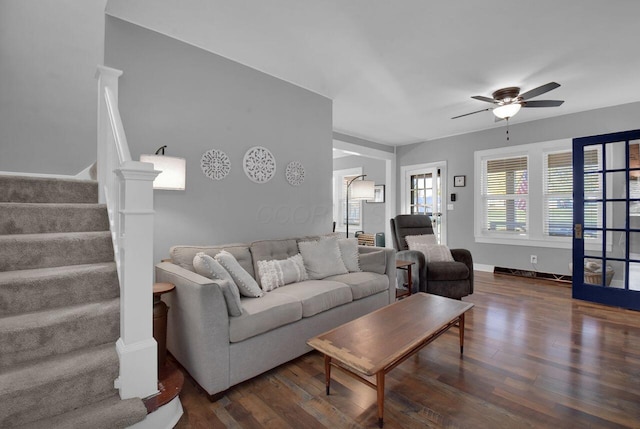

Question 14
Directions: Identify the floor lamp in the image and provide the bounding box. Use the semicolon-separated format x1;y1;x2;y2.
346;175;375;238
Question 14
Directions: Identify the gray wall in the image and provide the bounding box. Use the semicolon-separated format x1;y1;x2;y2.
0;0;106;174
333;155;387;236
396;101;640;275
105;17;333;262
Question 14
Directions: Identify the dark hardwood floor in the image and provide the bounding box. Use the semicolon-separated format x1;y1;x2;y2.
174;272;640;428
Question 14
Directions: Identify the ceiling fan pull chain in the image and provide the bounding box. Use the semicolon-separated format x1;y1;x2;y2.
506;118;510;142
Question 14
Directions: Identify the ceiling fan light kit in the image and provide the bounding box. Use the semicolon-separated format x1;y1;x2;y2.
452;82;564;121
493;103;521;119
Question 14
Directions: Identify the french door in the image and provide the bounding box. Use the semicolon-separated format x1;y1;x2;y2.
572;130;640;310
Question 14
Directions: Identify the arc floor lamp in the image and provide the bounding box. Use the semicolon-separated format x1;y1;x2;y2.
345;175;375;238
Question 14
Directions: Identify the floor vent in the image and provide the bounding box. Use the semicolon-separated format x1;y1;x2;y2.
493;266;572;284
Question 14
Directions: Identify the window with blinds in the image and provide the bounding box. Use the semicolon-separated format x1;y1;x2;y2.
481;155;528;233
544;149;600;237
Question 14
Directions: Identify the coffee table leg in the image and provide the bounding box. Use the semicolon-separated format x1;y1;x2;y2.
459;313;465;354
324;354;331;395
376;371;385;427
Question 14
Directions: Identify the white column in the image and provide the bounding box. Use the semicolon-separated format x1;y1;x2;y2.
114;160;160;399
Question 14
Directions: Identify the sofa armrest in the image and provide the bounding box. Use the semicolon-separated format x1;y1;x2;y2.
155;262;231;395
450;248;474;294
357;246;396;304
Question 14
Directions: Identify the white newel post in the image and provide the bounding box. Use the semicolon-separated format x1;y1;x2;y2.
114;161;160;399
97;65;161;400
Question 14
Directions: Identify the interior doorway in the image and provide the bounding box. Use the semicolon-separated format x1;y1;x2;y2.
401;161;448;244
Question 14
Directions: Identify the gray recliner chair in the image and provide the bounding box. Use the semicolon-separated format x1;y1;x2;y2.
390;214;473;299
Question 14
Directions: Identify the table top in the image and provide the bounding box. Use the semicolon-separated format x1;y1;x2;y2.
396;259;415;269
153;282;175;296
307;293;473;375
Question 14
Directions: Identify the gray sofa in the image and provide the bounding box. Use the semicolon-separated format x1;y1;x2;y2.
155;236;396;398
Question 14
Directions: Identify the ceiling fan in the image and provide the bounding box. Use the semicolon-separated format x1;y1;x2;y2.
452;82;564;120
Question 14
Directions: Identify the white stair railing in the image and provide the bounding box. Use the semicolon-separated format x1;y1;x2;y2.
96;65;159;400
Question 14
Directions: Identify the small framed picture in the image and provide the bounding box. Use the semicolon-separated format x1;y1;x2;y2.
454;175;466;187
367;185;385;203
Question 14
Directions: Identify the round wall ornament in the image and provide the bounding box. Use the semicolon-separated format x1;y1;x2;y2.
201;149;231;180
285;161;305;186
243;146;276;183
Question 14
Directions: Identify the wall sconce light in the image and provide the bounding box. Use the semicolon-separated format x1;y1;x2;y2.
345;175;375;238
140;146;186;190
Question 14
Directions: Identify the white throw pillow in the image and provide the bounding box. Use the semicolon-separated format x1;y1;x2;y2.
338;238;361;273
257;253;308;292
405;234;437;248
215;250;264;297
193;252;243;316
409;242;455;263
298;238;349;280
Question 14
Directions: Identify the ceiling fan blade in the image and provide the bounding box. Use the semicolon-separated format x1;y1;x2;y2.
471;95;497;104
519;82;560;100
451;108;491;119
522;100;564;107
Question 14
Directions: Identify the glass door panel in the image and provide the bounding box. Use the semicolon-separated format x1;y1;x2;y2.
573;130;640;310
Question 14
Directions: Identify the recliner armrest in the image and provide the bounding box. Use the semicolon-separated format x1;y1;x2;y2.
450;248;474;293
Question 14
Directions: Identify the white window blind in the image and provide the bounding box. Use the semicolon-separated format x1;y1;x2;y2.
543;149;600;237
481;155;528;233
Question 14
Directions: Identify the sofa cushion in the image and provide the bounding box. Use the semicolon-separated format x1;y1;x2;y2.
257;253;308;292
324;272;389;300
250;238;300;286
426;261;470;281
170;244;254;277
358;249;386;274
298;238;348;279
338;238;361;272
193;253;243;316
215;250;263;297
271;280;352;317
229;293;302;343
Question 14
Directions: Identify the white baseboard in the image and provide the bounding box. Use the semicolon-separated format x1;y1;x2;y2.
474;263;494;273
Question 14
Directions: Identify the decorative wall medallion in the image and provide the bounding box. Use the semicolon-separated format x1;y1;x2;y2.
243;146;276;183
200;149;230;180
285;161;305;186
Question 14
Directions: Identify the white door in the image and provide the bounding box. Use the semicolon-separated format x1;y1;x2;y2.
401;162;447;244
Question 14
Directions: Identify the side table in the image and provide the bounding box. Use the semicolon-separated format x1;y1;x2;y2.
153;282;175;370
395;259;415;299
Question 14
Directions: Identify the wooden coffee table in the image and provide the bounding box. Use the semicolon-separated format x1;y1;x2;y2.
307;292;473;427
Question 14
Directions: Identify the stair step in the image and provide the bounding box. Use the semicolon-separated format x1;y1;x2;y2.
0;175;98;204
13;393;147;429
0;343;120;427
0;203;109;235
0;231;114;272
0;262;119;316
0;298;120;369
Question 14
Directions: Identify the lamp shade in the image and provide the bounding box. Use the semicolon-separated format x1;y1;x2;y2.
349;179;375;200
493;103;521;119
140;154;186;190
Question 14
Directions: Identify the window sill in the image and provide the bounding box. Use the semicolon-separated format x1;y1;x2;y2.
475;235;606;251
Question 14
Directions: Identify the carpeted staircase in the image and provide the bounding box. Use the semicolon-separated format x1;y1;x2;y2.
0;175;148;428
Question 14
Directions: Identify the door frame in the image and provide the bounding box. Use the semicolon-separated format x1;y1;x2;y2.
400;161;448;244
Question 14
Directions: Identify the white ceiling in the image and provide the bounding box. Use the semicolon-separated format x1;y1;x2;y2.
107;0;640;146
